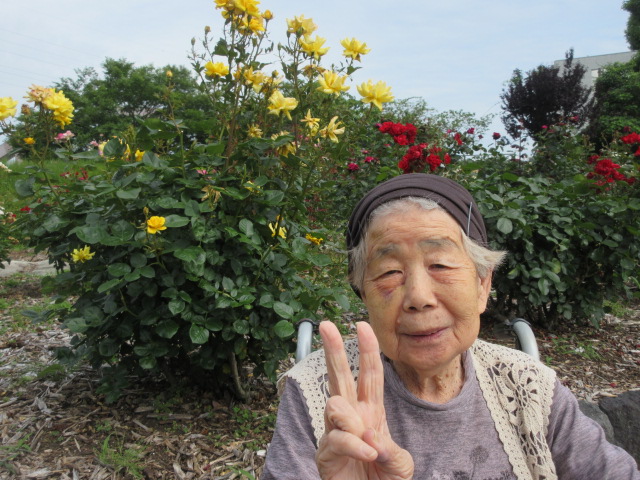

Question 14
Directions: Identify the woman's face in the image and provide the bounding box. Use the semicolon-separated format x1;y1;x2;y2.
361;206;492;379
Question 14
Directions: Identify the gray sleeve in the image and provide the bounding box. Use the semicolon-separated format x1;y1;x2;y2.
547;380;640;479
261;377;321;480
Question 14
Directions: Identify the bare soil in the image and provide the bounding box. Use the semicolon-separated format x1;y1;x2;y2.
0;254;638;479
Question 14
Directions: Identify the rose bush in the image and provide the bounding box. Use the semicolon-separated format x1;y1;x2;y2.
8;1;397;401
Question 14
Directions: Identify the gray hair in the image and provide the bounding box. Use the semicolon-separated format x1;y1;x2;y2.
348;197;507;292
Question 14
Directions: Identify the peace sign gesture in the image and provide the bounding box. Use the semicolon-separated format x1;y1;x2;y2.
315;321;414;480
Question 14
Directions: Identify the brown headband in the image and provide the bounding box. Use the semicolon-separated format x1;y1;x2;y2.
346;173;487;295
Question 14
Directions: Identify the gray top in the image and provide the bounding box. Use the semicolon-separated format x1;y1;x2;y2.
262;351;639;479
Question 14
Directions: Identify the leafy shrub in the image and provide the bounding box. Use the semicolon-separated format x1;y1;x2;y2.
464;125;639;328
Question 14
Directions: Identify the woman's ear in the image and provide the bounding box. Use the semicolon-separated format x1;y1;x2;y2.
477;270;493;314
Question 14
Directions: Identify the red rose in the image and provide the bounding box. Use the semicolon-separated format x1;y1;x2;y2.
492;132;501;140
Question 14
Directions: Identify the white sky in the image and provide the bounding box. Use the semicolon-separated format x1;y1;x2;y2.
0;0;631;137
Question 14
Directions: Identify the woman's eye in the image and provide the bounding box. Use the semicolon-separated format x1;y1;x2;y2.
381;270;401;277
431;264;448;270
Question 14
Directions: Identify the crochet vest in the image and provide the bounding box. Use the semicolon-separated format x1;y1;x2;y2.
283;338;558;480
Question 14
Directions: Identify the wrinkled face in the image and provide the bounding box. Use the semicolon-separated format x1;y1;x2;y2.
361;206;492;378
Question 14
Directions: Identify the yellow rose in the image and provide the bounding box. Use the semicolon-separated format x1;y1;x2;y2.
357;80;394;110
268;222;287;239
146;216;167;234
341;37;371;61
0;97;18;121
305;234;323;246
135;149;145;162
205;61;230;77
23;137;36;145
299;35;329;60
42;89;74;127
267;90;298;120
71;245;95;263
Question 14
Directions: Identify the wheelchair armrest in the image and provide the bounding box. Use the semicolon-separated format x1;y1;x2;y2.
296;319;316;363
510;318;540;361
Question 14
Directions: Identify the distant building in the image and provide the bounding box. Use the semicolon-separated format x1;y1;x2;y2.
553;51;636;91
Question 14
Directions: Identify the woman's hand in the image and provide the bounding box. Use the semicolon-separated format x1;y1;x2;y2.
315;321;414;480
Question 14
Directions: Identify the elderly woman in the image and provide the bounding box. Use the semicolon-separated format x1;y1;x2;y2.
262;174;639;479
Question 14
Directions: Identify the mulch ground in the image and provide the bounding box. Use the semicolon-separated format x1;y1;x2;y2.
0;255;638;479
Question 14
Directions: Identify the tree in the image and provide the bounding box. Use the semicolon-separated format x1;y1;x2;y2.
588;61;640;144
50;58;210;148
623;0;640;50
500;50;594;139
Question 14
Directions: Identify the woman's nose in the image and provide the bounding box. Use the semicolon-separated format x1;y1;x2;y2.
402;269;437;311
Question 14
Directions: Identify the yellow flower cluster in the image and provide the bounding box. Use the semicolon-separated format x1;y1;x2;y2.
71;246;95;263
24;85;74;127
286;15;317;36
0;97;18;121
214;0;271;36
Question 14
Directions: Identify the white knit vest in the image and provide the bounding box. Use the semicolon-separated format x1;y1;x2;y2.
283;338;557;480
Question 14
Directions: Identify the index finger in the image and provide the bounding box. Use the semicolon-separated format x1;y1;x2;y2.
319;321;357;404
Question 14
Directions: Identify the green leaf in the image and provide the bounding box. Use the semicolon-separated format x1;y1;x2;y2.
529;268;543;278
309;253;331;267
42;215;69;232
130;253;147;268
333;293;350;311
273;301;294;319
239;219;254;236
274;320;294;338
15;178;35;197
98;339;119;357
205;317;223;331
174;246;206;264
168;299;185;315
189;324;209;344
264;190;285;205
156;320;179;339
233;319;250;335
164;214;190;227
222;276;235;292
73;225;109;244
98;278;122;293
111;220;135;242
108;263;132;277
139;265;155;278
139;356;157;369
65;317;88;333
116;187;141;200
496;218;513;234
